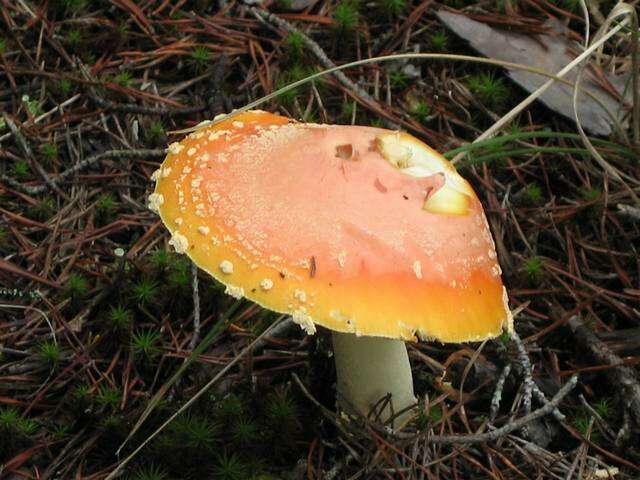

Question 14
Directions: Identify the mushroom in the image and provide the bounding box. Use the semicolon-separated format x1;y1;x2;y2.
150;111;512;426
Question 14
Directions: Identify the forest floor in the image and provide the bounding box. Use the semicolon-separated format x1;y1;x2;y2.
0;0;639;479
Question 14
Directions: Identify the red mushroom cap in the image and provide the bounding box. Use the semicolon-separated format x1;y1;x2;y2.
150;111;512;342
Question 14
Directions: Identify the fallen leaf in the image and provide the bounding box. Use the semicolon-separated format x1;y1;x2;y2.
437;11;630;135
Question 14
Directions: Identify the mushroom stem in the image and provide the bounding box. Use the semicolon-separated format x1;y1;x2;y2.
332;331;416;427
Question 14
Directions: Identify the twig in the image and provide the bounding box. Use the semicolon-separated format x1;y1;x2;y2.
490;364;512;421
617;203;640;221
531;382;566;422
248;317;295;353
424;375;577;444
510;330;534;414
90;94;207;116
248;7;399;129
1;149;165;195
188;264;201;350
295;365;575;446
0;94;81;143
506;330;565;421
568;315;640;428
2;113;69;200
579;394;617;440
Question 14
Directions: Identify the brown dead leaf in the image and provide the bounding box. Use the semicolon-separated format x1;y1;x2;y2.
437;11;631;135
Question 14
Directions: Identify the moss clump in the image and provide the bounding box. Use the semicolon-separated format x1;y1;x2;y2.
467;72;511;108
333;1;359;32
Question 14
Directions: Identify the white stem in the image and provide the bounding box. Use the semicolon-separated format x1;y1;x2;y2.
332;331;416;427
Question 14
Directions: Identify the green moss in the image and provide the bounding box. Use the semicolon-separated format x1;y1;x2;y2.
40;142;58;161
284;31;305;59
467;72;511;108
64;273;89;298
131;329;162;359
380;0;406;16
0;408;19;430
333;1;359;32
56;78;73;96
128;465;168;480
131;278;159;304
175;414;218;450
108;305;133;331
581;186;601;202
0;225;9;250
389;70;409;90
60;0;87;12
593;398;613;419
18;418;38;436
231;417;260;445
301;109;318;123
266;392;298;422
152;413;219;474
571;410;601;442
212;452;249;480
10;160;30;179
341;101;356;120
27;196;56;221
96;193;118;218
149;250;173;270
522;183;543;204
0;407;37;462
429;31;449;51
410;102;431;122
191;46;210;73
115;22;130;39
112;71;133;88
414;403;443;429
265;391;301;444
521;256;544;285
275;64;316;106
72;384;92;404
167;258;191;289
96;387;121;410
65;29;82;46
50;423;70;440
38;341;62;364
217;393;245;419
146;121;165;142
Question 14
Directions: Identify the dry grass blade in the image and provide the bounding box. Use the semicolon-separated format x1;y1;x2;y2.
172;53;621;136
451;14;633;164
572;3;640;203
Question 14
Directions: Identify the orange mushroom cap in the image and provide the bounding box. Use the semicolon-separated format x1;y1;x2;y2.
150;111;512;342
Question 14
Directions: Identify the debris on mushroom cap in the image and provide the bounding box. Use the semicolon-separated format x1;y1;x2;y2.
151;110;512;342
147;193;164;213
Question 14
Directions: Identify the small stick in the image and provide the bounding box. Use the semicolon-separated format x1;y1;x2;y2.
568;315;640;428
531;382;566;422
249;7;399;129
490;364;512;422
617;203;640;221
510;330;534;414
2;113;69;200
426;375;577;445
578;394;617;440
1;149;165;195
188;264;201;350
90;94;206;116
